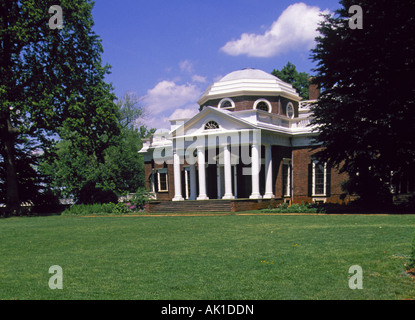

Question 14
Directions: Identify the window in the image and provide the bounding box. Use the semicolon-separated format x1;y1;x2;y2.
218;98;234;109
204;120;219;130
157;169;168;192
286;102;295;119
392;170;415;194
282;161;291;197
312;160;327;196
256;102;269;112
254;99;271;112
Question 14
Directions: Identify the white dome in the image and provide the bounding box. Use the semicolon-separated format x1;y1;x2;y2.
198;68;300;105
219;68;278;82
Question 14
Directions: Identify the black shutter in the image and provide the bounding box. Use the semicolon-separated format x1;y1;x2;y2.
308;163;313;197
326;166;331;197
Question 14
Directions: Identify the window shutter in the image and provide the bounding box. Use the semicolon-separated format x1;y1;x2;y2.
154;172;159;193
326;166;332;197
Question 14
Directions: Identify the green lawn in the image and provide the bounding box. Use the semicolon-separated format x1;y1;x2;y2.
1;214;414;300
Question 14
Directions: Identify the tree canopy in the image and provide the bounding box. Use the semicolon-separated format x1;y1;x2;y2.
39;93;155;203
271;62;310;100
310;0;415;204
0;0;120;212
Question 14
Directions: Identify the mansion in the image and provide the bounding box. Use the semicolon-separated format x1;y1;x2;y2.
139;68;349;211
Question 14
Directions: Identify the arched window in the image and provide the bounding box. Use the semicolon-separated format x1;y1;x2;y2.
204;121;220;130
254;99;271;113
218;98;235;109
286;102;295;119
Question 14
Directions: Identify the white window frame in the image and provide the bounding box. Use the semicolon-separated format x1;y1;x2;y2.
253;99;272;113
157;168;169;192
286;102;295;119
218;98;235;109
282;158;291;197
312;160;327;196
204;120;220;131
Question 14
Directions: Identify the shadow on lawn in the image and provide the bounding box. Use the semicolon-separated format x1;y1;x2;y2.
312;199;415;214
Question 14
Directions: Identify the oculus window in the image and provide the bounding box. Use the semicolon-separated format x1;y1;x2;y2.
286;102;295;119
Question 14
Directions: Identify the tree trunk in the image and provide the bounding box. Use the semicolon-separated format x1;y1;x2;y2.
0;115;20;214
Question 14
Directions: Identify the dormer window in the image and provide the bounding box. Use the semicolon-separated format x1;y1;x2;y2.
254;99;271;113
218;98;235;109
204;121;220;130
286;102;295;119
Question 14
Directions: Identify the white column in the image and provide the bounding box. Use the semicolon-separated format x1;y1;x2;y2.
197;148;209;200
222;144;235;199
189;164;197;200
249;143;262;199
172;152;184;201
263;144;275;199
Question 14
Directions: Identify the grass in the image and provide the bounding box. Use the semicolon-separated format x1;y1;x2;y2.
0;214;414;300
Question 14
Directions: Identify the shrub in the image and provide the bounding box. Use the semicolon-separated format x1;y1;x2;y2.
128;188;153;210
62;202;133;216
77;182;118;205
261;202;319;214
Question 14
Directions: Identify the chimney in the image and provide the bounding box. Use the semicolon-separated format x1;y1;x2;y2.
308;77;320;100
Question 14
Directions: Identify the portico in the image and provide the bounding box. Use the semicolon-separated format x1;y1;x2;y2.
170;131;272;201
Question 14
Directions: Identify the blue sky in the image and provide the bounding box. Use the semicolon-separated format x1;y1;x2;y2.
91;1;341;129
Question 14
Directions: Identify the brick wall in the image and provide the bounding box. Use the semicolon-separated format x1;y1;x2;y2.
308;82;320;100
292;147;348;204
144;161;175;201
201;95;299;117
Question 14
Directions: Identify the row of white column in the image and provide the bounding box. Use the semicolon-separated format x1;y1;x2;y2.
172;144;274;201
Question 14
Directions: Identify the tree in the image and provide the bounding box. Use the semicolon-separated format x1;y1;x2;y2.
271;62;310;99
310;0;415;205
40;93;155;202
0;1;120;212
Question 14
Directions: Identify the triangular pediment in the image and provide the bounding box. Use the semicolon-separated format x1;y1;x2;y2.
170;107;257;137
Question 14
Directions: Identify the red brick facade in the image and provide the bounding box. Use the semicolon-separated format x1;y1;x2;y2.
201;96;299;118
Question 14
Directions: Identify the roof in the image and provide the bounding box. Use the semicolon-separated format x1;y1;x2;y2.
198;68;301;105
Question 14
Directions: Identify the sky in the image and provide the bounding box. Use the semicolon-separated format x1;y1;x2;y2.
91;0;341;130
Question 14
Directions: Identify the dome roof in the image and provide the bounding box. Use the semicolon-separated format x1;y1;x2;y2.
219;68;278;82
198;68;300;105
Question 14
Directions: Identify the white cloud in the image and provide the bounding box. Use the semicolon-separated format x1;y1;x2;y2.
142;80;202;129
169;107;199;120
143;80;201;115
221;2;329;58
179;60;194;73
192;74;207;83
145;106;199;130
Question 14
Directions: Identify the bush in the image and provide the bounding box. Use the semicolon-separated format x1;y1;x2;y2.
127;188;153;211
62;202;137;216
62;203;114;215
261;202;319;214
77;182;118;205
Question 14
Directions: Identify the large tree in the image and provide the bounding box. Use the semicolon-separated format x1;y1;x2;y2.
271;62;310;100
40;93;155;202
310;0;415;205
0;1;120;212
